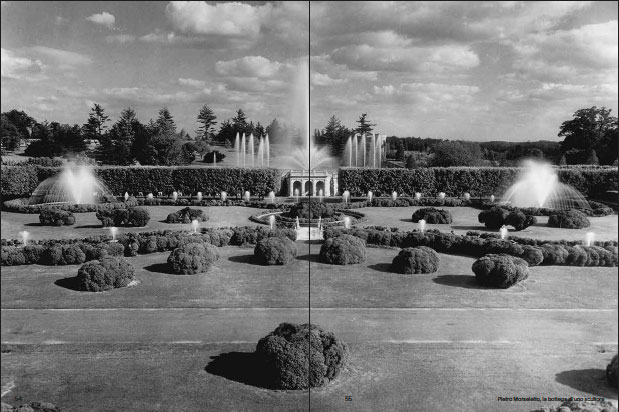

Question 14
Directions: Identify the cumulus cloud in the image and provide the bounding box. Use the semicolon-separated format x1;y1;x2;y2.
372;82;480;105
105;34;136;44
311;72;348;87
178;77;206;88
165;1;266;37
86;12;116;29
29;46;92;67
1;48;44;79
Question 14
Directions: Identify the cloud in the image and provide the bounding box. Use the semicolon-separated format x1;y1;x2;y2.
0;48;45;80
105;34;136;44
215;56;284;78
178;77;206;88
311;72;348;87
372;82;480;105
29;46;92;67
86;12;115;29
165;1;266;37
101;86;212;105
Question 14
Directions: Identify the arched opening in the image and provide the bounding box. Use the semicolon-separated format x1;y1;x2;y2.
304;181;313;196
315;181;325;196
292;181;302;196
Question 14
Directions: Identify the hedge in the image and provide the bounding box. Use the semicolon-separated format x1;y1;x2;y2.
322;226;617;267
338;166;618;198
1;165;282;200
1;226;297;266
39;209;76;226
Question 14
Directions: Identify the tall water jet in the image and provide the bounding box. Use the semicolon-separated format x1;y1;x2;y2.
258;137;264;166
502;160;590;210
348;136;353;166
19;231;29;246
265;133;270;167
585;232;595;247
372;134;376;168
109;227;118;242
500;225;508;240
235;133;240;166
197;192;203;201
243;191;250;202
172;191;178;201
354;134;358;167
419;219;426;233
318;189;323;201
268;191;275;203
362;133;366;167
294;188;299;203
249;133;255;167
241;133;246;167
221;191;227;202
367;191;373;203
124;192;129;201
343;190;350;204
269;215;276;229
392;191;397;201
490;195;495;203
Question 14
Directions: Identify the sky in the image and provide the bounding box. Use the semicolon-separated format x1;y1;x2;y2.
1;1;617;142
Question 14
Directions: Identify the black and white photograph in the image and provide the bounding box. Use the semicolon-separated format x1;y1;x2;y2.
1;1;618;411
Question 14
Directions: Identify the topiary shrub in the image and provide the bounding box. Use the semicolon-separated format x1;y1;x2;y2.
518;245;543;267
547;209;590;229
478;207;510;229
607;354;618;387
288;202;335;219
1;246;26;266
319;234;366;265
391;246;440;274
411;207;453;224
166;207;207;223
167;242;219;274
254;237;298;265
96;207;150;227
255;322;349;389
76;256;135;291
42;244;86;266
129;207;150;227
472;254;529;288
505;210;536;231
39;208;76;226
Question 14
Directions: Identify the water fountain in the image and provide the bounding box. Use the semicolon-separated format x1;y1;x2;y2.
318;189;323;202
464;193;470;201
268;191;275;204
490;195;495;203
243;191;251;202
235;131;271;168
197;192;203;201
500;225;508;240
438;192;445;199
295;216;300;230
147;193;154;200
191;219;199;234
344;133;386;168
415;192;421;200
172;191;178;201
269;215;276;229
19;231;29;246
343;216;351;229
392;191;397;202
109;227;118;242
221;191;227;202
124;192;129;201
367;191;373;203
342;190;350;204
28;164;113;205
585;232;595;246
294;188;299;203
502;160;590;210
419;219;426;233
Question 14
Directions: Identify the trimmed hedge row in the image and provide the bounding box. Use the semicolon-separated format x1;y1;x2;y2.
3;197;139;213
338;167;618;198
322;227;617;267
39;209;75;226
1;166;282;200
96;207;150;227
475;200;614;217
547;210;590;229
1;226;297;266
478;207;537;230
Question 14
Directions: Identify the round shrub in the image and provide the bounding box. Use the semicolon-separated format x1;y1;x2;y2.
42;244;86;266
39;209;76;226
254;237;298;265
166;207;207;224
255;322;349;389
1;246;25;266
391;246;440;274
472;254;529;288
76;256;135;291
129;207;150;227
607;354;618;387
547;209;590;229
411;207;453;224
167;242;219;274
540;244;569;265
289;202;335;219
505;210;536;231
518;245;543;267
478;207;510;229
319;235;366;265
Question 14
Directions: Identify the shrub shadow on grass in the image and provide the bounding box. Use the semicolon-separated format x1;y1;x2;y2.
24;222;43;227
296;254;319;262
555;369;617;398
367;263;393;273
450;225;490;232
75;224;104;229
432;275;490;290
54;276;82;291
228;254;264;266
143;263;174;274
205;351;270;389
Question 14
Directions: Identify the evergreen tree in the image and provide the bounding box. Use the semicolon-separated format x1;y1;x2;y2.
355;113;376;135
196;104;217;142
82;104;110;142
107;108;140;165
232;109;248;135
156;107;176;135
